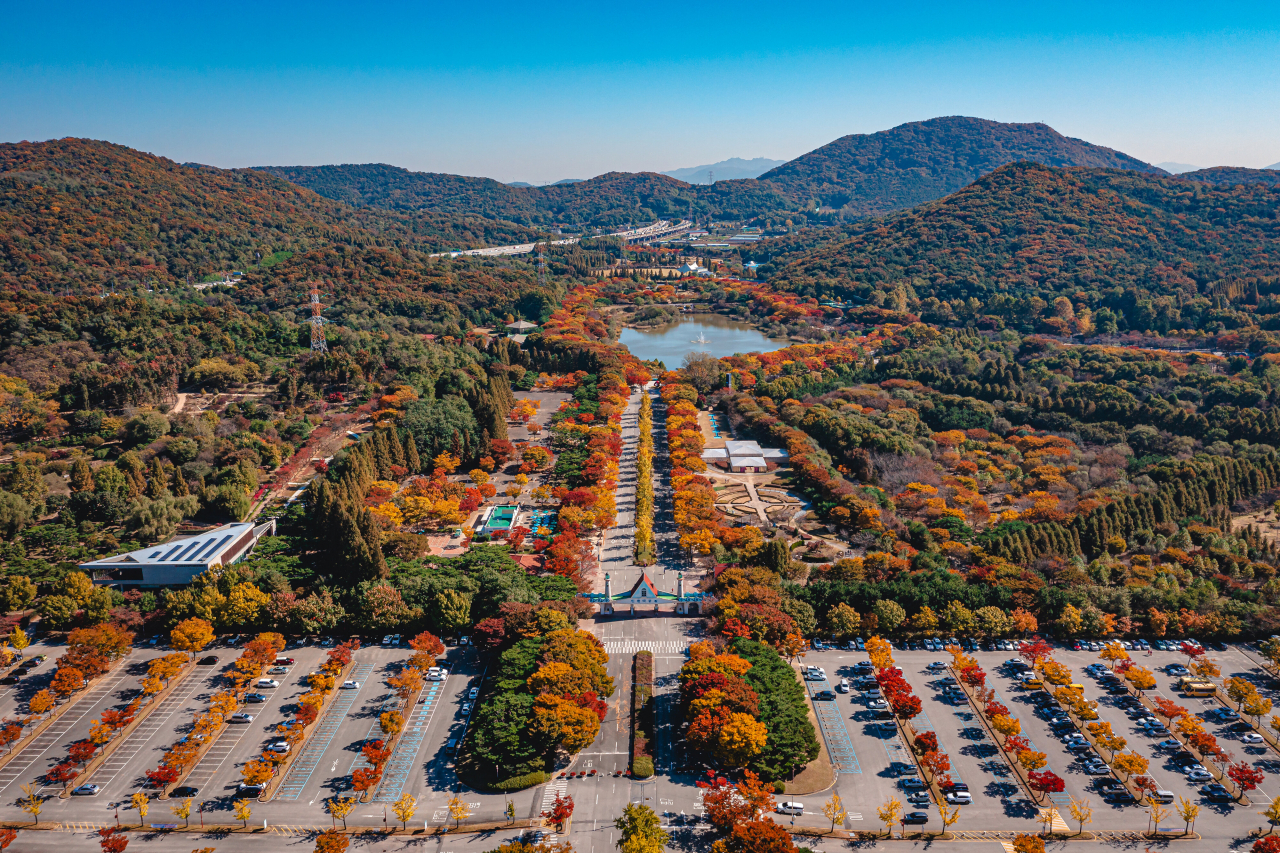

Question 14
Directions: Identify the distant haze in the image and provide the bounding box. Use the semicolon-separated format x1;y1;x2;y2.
1157;161;1200;174
506;178;584;187
1269;162;1280;171
662;157;787;184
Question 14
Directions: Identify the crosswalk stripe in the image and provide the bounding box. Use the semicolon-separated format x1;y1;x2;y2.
601;640;687;655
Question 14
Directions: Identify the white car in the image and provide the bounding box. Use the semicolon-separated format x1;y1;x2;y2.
468;687;480;700
1242;733;1265;744
945;791;972;805
461;702;473;714
926;662;946;671
256;678;280;689
341;680;361;690
266;741;290;754
1187;770;1214;783
867;698;889;710
836;678;850;693
229;713;254;724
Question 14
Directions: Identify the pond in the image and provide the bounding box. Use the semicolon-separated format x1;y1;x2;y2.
617;314;786;367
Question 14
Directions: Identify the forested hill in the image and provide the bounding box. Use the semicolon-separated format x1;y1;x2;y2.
0;138;544;294
254;164;793;228
259;117;1161;227
756;116;1164;216
768;161;1280;308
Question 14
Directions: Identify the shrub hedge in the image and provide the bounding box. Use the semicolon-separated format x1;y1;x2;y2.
631;651;654;775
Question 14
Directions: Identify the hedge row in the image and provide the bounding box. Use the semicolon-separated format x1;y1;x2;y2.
631;651;654;777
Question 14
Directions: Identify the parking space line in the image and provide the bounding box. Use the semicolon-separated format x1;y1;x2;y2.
373;679;444;801
0;666;134;795
805;680;861;773
90;673;206;789
274;662;375;801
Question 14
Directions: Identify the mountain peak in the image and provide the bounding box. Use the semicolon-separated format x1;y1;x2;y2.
756;116;1163;217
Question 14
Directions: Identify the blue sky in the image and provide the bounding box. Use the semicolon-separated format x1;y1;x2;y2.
3;1;1278;182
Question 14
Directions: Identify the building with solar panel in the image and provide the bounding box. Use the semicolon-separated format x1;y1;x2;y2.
82;520;276;588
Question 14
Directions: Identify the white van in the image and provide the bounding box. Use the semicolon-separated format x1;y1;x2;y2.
776;802;804;815
1149;790;1175;804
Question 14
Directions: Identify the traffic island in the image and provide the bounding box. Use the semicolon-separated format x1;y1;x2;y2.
260;659;355;802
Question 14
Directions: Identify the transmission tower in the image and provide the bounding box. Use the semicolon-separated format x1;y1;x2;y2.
307;281;328;352
537;246;548;288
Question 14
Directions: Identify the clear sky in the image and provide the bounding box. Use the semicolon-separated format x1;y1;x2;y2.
3;1;1278;183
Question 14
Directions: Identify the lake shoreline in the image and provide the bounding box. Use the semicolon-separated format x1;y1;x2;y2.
616;313;790;367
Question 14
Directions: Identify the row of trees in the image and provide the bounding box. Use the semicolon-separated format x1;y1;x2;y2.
634;394;655;564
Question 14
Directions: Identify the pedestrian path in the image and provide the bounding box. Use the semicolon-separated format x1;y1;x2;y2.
374;679;445;802
274;662;376;801
805;680;861;773
0;666;134;795
602;640;687;656
539;776;568;816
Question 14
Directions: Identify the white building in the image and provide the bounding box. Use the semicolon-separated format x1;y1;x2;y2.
703;440;788;473
83;520;276;588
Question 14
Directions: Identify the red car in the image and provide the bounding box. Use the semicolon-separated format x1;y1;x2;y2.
275;657;295;666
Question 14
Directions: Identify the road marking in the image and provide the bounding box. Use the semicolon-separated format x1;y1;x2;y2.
274;662;376;801
0;664;134;794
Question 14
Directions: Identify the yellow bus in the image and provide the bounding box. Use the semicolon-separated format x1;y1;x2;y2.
1182;681;1216;697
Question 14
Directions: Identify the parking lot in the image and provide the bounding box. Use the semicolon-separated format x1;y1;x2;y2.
793;637;1280;839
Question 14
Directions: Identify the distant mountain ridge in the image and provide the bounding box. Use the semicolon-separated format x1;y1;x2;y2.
256;117;1177;227
662;157;787;184
767;161;1280;308
0;138;545;294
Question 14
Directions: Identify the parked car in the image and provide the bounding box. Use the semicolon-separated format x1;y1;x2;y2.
944;791;972;805
866;698;888;709
468;687;480;700
813;690;837;701
836;678;850;693
197;655;218;666
171;786;199;798
268;666;289;675
1082;761;1110;775
775;802;804;815
461;702;473;714
238;783;265;796
0;676;19;685
72;784;100;796
899;777;926;791
1242;733;1265;744
266;741;290;754
906;791;931;805
230;713;254;723
1154;738;1181;750
926;662;946;671
243;693;267;703
341;681;361;690
256;679;280;689
1187;770;1214;783
902;812;929;825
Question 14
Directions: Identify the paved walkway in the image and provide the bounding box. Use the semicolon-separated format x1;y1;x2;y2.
593;389;642;594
